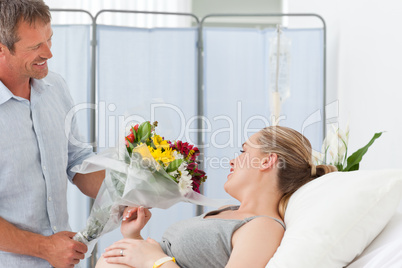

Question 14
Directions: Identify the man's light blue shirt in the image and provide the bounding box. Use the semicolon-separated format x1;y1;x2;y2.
0;71;93;267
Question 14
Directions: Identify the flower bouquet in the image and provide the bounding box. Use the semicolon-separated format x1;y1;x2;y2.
313;124;383;171
72;121;226;255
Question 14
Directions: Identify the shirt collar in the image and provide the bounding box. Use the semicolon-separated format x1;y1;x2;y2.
0;76;52;106
0;81;14;105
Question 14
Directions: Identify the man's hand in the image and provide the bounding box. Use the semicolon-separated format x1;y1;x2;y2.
0;217;87;267
44;231;87;268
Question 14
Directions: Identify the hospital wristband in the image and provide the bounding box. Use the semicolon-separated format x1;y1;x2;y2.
153;256;176;268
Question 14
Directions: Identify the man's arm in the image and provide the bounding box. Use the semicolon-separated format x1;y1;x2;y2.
73;170;105;199
0;217;87;268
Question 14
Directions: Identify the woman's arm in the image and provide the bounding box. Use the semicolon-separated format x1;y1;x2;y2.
226;217;284;268
95;207;152;268
100;238;179;268
120;206;152;239
96;255;130;268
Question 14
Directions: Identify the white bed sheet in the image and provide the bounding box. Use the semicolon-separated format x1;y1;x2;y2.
347;210;402;268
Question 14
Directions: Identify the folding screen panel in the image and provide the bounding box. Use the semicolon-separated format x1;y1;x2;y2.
202;27;324;204
202;28;268;203
269;29;324;146
47;24;92;236
96;25;199;250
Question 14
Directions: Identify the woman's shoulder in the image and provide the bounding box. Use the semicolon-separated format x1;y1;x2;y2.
229;216;285;266
245;214;285;230
234;215;285;244
246;215;285;230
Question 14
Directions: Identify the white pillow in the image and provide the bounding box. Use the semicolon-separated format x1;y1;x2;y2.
266;169;402;268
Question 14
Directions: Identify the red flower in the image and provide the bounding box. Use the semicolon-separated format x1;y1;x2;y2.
192;180;200;193
187;162;198;171
189;147;200;161
133;124;139;132
170;141;200;160
126;133;135;143
125;124;139;147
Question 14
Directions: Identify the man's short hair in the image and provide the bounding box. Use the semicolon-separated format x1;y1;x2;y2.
0;0;51;52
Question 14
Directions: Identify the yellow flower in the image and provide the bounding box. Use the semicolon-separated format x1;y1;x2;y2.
149;145;175;165
152;135;169;148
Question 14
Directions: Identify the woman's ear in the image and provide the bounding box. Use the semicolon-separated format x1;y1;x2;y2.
260;153;278;171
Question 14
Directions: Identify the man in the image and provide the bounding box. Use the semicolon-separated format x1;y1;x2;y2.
0;0;104;267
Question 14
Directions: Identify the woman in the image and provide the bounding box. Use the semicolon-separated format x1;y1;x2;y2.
96;126;336;268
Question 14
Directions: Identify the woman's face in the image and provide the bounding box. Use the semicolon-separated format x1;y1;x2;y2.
224;132;266;198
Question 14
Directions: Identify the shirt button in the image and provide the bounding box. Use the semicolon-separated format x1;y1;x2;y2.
43;166;47;170
53;226;57;232
48;196;52;202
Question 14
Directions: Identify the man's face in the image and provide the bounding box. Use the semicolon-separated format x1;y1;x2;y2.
5;19;53;80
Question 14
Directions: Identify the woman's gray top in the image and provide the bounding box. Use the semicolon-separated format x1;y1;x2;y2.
159;205;285;268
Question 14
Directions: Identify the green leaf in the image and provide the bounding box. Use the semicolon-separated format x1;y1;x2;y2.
125;137;135;157
138;121;152;142
335;163;344;171
125;137;134;150
347;163;359;171
131;126;138;143
343;132;383;171
166;159;184;173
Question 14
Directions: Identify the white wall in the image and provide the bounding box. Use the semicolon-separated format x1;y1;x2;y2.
46;0;192;26
287;0;402;169
192;0;282;25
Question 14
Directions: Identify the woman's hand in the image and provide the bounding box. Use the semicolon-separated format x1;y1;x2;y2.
103;238;168;268
121;206;152;239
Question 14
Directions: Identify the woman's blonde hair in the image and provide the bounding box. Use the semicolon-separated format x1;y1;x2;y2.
258;126;337;219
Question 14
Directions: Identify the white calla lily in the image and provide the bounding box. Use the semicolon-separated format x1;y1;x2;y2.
314;122;381;172
319;124;349;167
